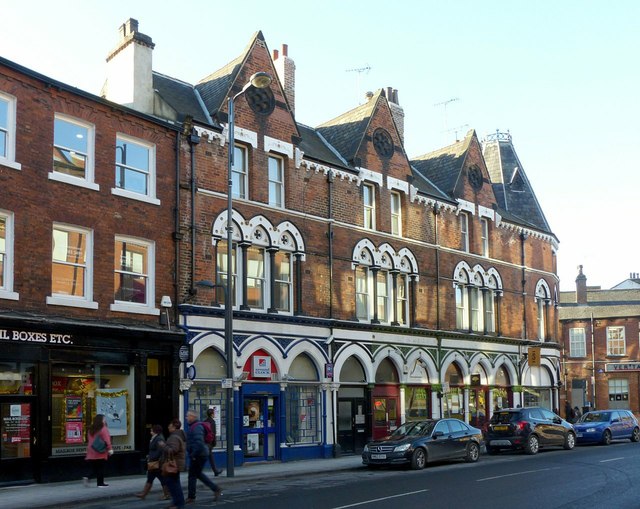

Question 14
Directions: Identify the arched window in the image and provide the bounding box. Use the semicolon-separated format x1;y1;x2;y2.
535;279;551;341
454;262;502;335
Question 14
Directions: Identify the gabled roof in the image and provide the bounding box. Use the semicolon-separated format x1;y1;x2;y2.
153;72;210;124
297;124;351;170
409;165;453;203
316;91;381;164
482;132;552;234
410;130;474;197
559;288;640;320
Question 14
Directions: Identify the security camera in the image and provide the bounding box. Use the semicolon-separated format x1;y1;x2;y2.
161;296;172;308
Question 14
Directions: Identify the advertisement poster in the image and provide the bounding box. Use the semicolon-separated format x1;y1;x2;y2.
246;433;260;455
66;397;83;419
65;421;83;443
96;389;127;436
1;403;31;458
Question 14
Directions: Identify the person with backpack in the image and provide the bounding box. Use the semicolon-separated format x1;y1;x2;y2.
185;410;222;503
205;408;224;476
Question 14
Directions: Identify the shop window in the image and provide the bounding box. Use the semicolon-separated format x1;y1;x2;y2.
187;383;225;447
51;114;98;190
285;385;321;444
0;362;35;395
405;387;429;421
608;379;629;409
51;363;135;456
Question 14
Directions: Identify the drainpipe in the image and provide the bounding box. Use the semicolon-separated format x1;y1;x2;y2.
173;131;181;324
328;172;334;318
520;232;528;339
434;203;441;330
188;130;201;295
590;312;596;409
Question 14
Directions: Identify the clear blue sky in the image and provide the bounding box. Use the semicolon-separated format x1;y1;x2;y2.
3;0;639;291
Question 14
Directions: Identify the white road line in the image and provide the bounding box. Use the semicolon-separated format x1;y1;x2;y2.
600;457;625;463
477;467;560;482
330;489;429;509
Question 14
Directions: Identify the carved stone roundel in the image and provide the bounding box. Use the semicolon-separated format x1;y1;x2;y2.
373;128;394;158
468;166;483;191
245;86;275;115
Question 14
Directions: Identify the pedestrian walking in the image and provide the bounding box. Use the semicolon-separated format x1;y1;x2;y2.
161;418;187;509
573;406;582;421
185;410;223;503
136;424;169;500
83;414;113;488
205;408;224;476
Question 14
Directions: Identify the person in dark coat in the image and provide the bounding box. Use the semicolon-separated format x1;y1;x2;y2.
205;408;223;476
161;418;187;509
185;410;222;503
135;424;167;499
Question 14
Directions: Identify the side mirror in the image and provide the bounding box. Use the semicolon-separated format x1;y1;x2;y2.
611;418;620;424
553;417;561;424
432;431;444;439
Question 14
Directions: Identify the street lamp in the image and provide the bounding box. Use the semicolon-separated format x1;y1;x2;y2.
225;71;272;477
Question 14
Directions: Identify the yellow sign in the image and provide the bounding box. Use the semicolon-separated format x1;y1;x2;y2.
528;347;541;367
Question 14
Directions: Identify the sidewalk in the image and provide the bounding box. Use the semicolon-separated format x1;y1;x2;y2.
0;455;364;509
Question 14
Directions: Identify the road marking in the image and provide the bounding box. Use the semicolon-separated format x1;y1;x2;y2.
330;489;428;508
600;457;624;463
477;467;560;482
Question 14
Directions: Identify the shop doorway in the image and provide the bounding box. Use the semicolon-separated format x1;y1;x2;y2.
241;395;277;462
337;397;367;453
1;398;35;484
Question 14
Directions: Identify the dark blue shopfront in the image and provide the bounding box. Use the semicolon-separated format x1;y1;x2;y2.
240;383;280;462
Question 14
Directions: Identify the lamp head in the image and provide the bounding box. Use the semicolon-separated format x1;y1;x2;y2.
248;72;272;89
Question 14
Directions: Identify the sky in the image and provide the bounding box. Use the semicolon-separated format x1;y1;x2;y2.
2;1;639;291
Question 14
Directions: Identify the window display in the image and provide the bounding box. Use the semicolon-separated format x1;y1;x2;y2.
285;385;320;444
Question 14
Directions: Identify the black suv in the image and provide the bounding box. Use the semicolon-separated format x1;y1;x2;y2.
486;407;576;455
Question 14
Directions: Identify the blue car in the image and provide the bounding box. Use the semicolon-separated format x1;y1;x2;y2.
574;409;640;445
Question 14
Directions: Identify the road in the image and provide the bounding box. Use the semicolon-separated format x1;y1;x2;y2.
73;441;640;509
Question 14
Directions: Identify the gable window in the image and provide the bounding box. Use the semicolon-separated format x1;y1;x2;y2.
232;144;248;199
569;327;586;357
0;211;18;300
111;237;157;315
460;213;469;252
47;224;97;309
480;218;489;257
51;115;97;190
607;326;625;356
363;183;376;230
113;134;158;204
390;191;401;236
268;155;284;208
0;92;20;170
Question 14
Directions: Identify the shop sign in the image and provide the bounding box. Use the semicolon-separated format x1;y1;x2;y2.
606;363;640;372
0;328;74;345
470;374;481;386
252;356;271;378
325;363;334;379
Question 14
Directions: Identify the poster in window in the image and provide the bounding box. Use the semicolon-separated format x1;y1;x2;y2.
246;433;260;455
96;389;128;436
66;396;83;420
65;421;83;443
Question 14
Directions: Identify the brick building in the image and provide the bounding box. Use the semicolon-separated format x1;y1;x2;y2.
559;266;640;417
98;20;562;465
0;46;184;483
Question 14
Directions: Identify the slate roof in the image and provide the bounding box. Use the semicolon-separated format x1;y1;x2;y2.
152;72;210;124
482;133;552;234
297;124;351;170
410;131;474;196
559;288;640;320
316;91;379;164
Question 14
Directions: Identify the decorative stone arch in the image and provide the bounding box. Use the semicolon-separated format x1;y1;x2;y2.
274;220;306;260
372;347;404;383
453;261;473;284
281;339;329;374
282;351;322;381
377;243;397;269
522;363;554;387
439;353;470;384
188;330;226;359
333;343;374;384
351;239;378;268
397;248;419;279
211;209;246;242
469;353;493;385
235;339;283;377
485;267;503;290
491;356;518;386
246;215;274;246
405;350;438;383
471;263;487;286
535;279;551;300
352;240;419;275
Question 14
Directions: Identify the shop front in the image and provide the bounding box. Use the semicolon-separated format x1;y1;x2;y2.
0;323;182;485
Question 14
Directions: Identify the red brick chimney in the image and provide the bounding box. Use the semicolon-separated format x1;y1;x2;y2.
576;265;587;304
273;44;295;116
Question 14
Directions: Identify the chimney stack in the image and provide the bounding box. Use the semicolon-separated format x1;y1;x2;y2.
103;19;155;114
576;265;587;304
385;87;405;145
273;44;295;116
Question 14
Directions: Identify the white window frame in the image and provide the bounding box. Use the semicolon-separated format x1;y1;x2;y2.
363;183;376;230
232;144;248;200
273;251;292;313
110;236;158;315
268;155;284;208
455;284;469;329
47;224;98;309
356;266;370;321
0;92;21;170
460;213;469;252
470;286;484;332
111;134;159;205
607;326;626;356
376;271;389;323
480;218;489;257
216;240;239;309
396;274;408;326
569;327;586;357
0;210;18;300
246;245;266;309
50;114;98;191
390;191;401;236
484;290;495;333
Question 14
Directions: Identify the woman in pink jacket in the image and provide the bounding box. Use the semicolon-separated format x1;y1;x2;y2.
83;414;113;487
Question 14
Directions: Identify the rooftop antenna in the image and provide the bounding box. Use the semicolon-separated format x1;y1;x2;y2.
445;124;469;142
346;65;371;104
434;97;459;141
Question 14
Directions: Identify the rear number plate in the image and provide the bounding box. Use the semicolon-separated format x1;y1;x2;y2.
371;454;386;459
494;425;508;431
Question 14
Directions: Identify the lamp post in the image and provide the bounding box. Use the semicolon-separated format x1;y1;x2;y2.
225;72;272;477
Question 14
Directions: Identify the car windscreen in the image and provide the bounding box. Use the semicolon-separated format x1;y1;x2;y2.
580;412;610;423
490;411;520;424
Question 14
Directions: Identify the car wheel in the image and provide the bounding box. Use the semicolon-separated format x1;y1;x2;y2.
525;434;539;455
465;442;480;462
410;448;427;470
601;430;612;446
486;445;499;455
631;428;640;442
564;431;576;450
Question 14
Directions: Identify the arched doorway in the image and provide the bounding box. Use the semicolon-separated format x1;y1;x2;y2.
468;365;488;428
337;357;367;454
372;358;400;439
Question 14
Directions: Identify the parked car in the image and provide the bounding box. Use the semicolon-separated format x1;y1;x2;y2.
573;409;640;445
485;406;575;455
362;418;483;470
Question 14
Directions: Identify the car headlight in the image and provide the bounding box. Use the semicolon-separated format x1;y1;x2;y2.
394;443;411;452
